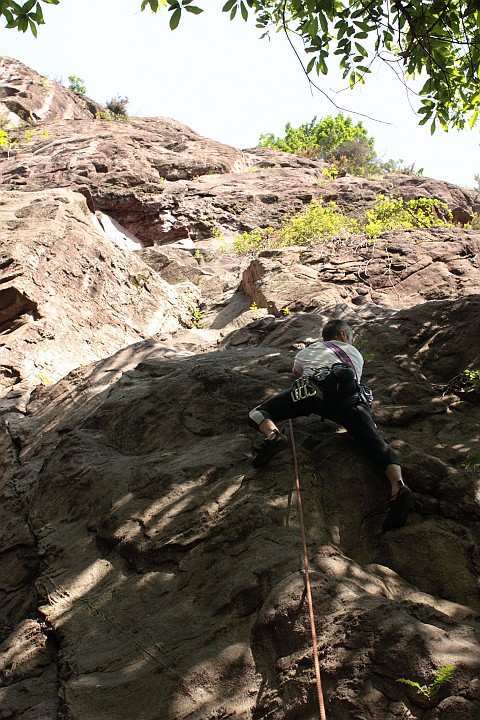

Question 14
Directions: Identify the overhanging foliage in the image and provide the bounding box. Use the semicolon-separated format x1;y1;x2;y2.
141;0;480;132
3;0;480;131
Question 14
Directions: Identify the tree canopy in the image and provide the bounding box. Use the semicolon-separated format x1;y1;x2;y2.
258;113;374;156
257;114;423;176
3;0;480;132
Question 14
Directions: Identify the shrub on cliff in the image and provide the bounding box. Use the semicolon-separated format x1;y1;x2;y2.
258;115;425;177
259;114;374;159
233;199;359;252
68;75;86;94
233;195;454;253
106;95;129;119
364;196;453;237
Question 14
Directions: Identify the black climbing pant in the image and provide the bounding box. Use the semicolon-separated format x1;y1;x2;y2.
249;386;400;471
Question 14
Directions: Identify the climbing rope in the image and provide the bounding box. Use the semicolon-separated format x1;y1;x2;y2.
288;419;327;720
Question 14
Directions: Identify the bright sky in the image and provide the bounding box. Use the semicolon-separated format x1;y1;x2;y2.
1;0;479;188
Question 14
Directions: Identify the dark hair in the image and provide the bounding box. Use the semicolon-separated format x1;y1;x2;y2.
322;319;353;343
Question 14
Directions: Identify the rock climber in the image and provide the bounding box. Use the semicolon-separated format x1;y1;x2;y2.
248;319;413;531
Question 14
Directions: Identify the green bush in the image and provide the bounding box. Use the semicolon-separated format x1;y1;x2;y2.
460;452;480;472
381;158;424;176
68;76;86;94
0;129;10;149
232;194;454;253
233;200;359;253
96;110;114;121
258;114;374;159
258;115;434;178
278;200;359;245
233;227;275;253
106;95;129;119
464;368;480;388
364;196;453;238
326;137;377;176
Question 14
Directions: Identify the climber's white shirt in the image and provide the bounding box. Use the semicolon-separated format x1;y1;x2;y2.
293;340;364;380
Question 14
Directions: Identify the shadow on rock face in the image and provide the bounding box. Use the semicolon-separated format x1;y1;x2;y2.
1;59;480;716
1;322;479;719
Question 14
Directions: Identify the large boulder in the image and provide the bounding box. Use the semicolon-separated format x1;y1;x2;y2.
237;226;480;317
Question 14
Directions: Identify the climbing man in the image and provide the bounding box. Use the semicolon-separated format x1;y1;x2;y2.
248;319;413;531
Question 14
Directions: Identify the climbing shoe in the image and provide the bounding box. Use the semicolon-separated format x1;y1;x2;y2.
252;429;289;468
382;484;413;532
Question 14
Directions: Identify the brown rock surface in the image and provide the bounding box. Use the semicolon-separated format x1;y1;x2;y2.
2;131;477;245
0;56;103;127
1;56;477;247
0;188;199;403
237;227;480;317
1;302;479;719
1;58;480;720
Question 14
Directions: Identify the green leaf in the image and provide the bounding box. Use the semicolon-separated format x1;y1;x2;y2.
185;4;202;13
22;0;36;12
30;4;44;23
354;42;368;57
222;0;236;11
240;0;248;20
468;108;478;128
318;12;328;34
169;6;181;28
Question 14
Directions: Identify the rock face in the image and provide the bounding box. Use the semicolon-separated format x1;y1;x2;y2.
237;227;480;317
0;56;103;127
0;188;200;406
1;57;480;720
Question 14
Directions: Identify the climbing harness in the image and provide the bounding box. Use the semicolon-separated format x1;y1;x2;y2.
291;365;342;403
288;418;327;720
323;341;373;408
291;373;319;401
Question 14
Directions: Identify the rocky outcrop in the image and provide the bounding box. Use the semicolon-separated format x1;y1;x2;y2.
2;132;478;245
0;188;199;407
1;54;477;248
1;57;480;720
238;226;480;317
0;56;103;127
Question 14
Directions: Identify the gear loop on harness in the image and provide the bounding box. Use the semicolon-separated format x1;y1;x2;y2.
291;375;317;402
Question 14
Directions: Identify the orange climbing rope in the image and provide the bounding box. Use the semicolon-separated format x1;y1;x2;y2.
288;419;327;720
